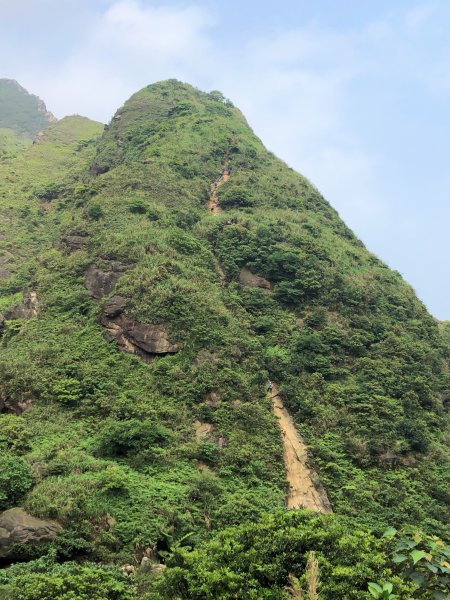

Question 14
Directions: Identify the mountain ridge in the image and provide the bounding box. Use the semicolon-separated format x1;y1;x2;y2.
0;79;448;599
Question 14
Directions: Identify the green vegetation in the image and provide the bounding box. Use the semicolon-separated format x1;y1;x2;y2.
0;79;448;598
0;78;55;138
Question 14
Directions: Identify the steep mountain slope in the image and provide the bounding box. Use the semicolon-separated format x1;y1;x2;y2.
0;80;449;598
0;79;57;162
0;79;56;138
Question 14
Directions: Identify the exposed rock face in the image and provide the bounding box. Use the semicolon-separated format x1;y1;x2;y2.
5;291;38;320
194;421;215;440
101;298;179;358
239;267;271;290
84;263;126;299
59;234;87;253
0;508;62;558
0;393;33;414
103;295;128;319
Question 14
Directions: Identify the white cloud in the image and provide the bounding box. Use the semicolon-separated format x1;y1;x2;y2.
98;0;212;56
22;0;214;121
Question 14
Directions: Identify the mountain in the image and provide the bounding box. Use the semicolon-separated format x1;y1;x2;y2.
0;78;56;137
0;79;56;161
0;80;448;599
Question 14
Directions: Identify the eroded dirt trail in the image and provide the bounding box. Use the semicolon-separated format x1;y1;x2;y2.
270;384;332;513
208;167;230;214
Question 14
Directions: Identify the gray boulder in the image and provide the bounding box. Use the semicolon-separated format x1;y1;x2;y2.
0;508;62;557
59;234;87;253
239;267;271;290
101;306;179;358
84;265;122;299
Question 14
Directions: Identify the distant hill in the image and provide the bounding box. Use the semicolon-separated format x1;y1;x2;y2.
0;78;56;139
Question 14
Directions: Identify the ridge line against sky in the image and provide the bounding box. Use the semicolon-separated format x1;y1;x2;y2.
1;0;449;319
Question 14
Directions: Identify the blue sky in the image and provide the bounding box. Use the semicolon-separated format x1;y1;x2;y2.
1;0;449;319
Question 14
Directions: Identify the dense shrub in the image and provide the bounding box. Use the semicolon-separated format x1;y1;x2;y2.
0;452;33;508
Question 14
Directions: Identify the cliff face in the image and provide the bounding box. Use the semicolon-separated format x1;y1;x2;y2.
0;79;448;579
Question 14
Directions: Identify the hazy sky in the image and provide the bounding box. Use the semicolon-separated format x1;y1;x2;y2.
1;0;449;319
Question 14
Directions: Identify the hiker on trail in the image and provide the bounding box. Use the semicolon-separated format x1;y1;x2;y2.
228;166;232;176
267;381;274;393
214;181;218;189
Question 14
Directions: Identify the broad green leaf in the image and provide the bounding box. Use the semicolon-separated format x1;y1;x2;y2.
392;553;408;563
410;549;427;565
368;582;382;597
424;563;438;573
383;527;397;538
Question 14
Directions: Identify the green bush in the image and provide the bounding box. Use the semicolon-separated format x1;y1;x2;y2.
0;562;136;600
0;452;33;509
219;187;254;209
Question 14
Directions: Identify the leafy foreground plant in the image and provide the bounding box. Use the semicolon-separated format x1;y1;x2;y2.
385;527;450;599
146;511;416;599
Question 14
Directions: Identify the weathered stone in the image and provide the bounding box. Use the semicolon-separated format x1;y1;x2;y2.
101;310;179;358
5;291;38;320
0;508;62;558
123;318;179;354
194;421;215;440
59;235;87;252
103;296;127;319
238;267;271;290
85;265;121;299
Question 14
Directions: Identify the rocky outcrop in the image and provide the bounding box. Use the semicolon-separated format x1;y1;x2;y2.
59;234;87;253
194;421;215;440
84;263;127;299
0;393;33;414
101;297;179;359
103;295;128;319
239;267;271;290
5;291;38;320
0;508;62;558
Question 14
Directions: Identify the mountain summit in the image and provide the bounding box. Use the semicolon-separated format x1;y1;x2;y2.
0;78;56;138
0;79;448;599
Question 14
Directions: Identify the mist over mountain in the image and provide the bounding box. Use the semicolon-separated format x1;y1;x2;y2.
0;79;448;599
0;78;56;137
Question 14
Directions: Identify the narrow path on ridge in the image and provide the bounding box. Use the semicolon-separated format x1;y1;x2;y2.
270;383;332;513
208;164;230;214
